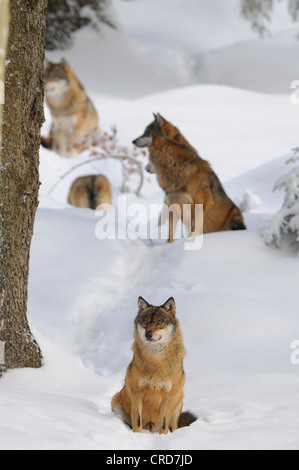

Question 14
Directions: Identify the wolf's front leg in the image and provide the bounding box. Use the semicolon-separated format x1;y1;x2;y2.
159;398;171;434
169;402;183;433
131;393;143;433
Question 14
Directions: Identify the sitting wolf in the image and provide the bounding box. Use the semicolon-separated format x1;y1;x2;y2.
41;59;99;158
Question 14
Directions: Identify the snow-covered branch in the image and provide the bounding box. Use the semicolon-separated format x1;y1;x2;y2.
263;151;299;247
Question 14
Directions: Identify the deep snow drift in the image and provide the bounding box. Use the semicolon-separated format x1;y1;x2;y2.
116;0;299;93
0;83;298;450
46;0;299;98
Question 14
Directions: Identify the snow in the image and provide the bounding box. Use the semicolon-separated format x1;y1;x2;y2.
114;0;299;93
1;0;299;451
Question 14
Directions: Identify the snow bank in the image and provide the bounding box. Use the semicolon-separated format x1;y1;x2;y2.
195;28;299;93
12;82;297;449
114;0;299;93
44;0;299;99
0;205;298;450
45;3;180;99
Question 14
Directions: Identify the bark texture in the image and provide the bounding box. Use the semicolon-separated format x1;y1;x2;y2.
0;0;48;372
0;0;9;142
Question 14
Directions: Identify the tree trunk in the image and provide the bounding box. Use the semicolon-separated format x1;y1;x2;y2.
0;0;48;373
0;0;9;142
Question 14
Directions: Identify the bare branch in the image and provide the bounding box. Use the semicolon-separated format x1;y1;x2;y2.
48;126;146;198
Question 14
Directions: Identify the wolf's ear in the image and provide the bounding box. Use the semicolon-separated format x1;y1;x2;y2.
138;297;150;313
162;297;176;316
60;58;69;69
156;113;164;125
44;58;51;70
132;136;152;148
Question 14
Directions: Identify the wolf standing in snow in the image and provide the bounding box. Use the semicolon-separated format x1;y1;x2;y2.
41;59;99;158
111;297;196;434
133;114;246;242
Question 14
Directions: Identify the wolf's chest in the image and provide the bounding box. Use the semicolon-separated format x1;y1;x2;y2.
139;377;172;393
53;114;78;131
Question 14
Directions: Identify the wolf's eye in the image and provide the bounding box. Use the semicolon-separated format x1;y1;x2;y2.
143;320;148;326
157;320;163;325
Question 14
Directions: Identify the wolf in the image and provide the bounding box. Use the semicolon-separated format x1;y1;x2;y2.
111;297;197;434
68;175;112;210
133;118;246;241
133;113;198;174
41;59;99;158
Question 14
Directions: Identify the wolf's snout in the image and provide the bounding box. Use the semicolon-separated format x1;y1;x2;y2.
145;331;153;341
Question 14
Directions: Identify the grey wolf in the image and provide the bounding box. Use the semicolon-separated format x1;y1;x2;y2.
111;297;197;434
133;115;246;241
68;175;112;210
41;59;99;157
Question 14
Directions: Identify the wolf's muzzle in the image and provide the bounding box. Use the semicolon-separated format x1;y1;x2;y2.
145;331;153;341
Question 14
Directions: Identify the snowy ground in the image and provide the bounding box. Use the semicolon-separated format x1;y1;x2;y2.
45;0;299;98
1;0;299;451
